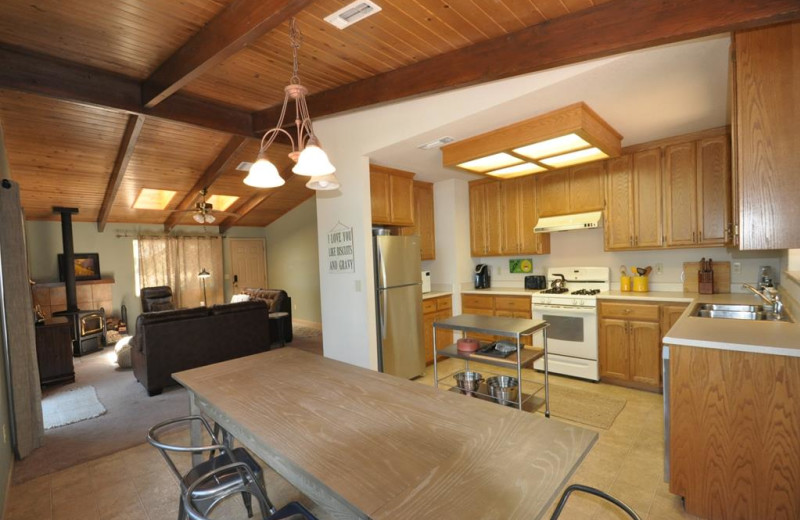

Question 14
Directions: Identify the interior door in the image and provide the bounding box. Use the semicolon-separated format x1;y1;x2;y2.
229;238;267;292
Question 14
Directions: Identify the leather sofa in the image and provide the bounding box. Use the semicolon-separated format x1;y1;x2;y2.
240;288;292;343
140;286;175;313
131;301;270;396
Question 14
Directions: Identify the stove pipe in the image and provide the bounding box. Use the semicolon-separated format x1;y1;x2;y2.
53;206;79;312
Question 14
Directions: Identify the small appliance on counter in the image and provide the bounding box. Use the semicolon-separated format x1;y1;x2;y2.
524;275;547;290
474;264;490;289
421;271;431;293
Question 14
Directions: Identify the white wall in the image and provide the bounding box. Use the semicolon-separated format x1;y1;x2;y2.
466;227;781;291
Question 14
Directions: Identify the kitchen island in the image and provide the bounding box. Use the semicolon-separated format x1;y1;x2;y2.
174;348;597;520
662;291;800;519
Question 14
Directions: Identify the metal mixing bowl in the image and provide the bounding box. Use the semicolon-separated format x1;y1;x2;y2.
453;371;483;395
486;376;519;405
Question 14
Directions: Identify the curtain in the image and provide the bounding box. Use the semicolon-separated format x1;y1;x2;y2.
138;236;224;307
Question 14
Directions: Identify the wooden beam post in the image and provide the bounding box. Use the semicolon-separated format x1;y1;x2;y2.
143;0;314;108
163;136;250;232
218;170;294;233
97;114;145;232
253;0;800;131
0;45;255;137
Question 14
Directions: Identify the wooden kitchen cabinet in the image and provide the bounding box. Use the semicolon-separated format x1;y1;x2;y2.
733;22;800;250
537;162;605;217
370;165;415;227
402;181;436;260
462;294;532;344
423;295;452;364
470;177;548;257
604;149;662;250
664;141;697;247
696;135;731;245
598;301;662;391
660;303;689;337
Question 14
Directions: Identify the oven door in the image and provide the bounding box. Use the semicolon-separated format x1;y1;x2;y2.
531;304;597;360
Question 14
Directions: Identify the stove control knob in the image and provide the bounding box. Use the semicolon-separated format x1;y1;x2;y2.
574;299;581;306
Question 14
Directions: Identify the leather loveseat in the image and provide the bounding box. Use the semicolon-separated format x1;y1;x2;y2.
131;301;270;396
240;288;292;343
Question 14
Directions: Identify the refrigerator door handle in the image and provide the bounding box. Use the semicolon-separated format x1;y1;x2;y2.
377;288;388;371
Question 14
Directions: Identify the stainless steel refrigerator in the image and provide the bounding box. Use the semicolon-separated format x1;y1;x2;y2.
373;235;424;379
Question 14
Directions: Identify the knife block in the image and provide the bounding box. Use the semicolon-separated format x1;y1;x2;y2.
698;270;714;294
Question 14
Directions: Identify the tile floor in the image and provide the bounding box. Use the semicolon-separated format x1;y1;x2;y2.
5;357;698;520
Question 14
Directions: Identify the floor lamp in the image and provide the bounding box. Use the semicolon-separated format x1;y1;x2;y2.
198;268;210;306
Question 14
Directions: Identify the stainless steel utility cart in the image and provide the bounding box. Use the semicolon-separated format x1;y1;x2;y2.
433;314;550;417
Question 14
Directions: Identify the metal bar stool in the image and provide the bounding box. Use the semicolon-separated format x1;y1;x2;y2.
550;484;641;519
184;463;318;520
147;416;275;520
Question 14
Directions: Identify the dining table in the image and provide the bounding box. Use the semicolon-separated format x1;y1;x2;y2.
173;348;597;519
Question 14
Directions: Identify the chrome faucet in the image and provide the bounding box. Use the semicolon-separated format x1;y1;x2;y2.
743;283;783;317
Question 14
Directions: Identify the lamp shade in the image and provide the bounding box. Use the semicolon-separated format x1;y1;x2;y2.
292;145;336;176
305;173;340;191
198;268;211;279
244;158;286;188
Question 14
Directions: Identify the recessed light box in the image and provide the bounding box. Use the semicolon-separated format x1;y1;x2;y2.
133;188;177;210
205;194;239;212
324;1;382;29
441;102;622;179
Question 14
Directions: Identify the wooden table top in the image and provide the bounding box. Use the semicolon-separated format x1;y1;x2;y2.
174;349;597;519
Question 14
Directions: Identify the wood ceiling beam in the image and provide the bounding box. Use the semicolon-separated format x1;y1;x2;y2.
253;0;800;131
0;45;255;137
97;114;145;232
163;136;250;232
218;170;295;233
142;0;314;108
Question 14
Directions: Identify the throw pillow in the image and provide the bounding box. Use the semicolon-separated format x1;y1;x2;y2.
114;336;134;368
230;294;250;303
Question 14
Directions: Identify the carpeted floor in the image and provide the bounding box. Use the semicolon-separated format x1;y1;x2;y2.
13;330;323;484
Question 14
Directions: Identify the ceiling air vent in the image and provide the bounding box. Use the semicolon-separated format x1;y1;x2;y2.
418;137;456;150
236;161;254;171
324;1;382;29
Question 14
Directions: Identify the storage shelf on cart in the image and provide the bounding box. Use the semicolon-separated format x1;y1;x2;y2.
433;314;548;337
447;384;542;413
436;343;544;369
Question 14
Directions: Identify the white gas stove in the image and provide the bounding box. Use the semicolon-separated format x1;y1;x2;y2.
532;267;610;381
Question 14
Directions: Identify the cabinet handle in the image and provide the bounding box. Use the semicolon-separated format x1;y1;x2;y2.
623;308;631;314
698;231;702;242
692;231;696;243
635;236;638;246
629;236;633;246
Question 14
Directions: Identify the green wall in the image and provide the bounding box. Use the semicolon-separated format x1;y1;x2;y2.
0;122;14;517
24;221;267;333
264;198;322;323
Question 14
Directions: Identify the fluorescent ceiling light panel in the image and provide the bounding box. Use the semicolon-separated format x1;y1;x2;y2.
133;188;177;210
513;133;591;159
324;1;382;29
205;195;239;212
458;153;523;173
540;147;609;168
486;163;547;178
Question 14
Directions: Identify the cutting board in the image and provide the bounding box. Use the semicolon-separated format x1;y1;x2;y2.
683;261;731;293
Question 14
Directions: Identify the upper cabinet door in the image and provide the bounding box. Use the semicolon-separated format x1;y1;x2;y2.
633;149;663;248
370;170;391;225
469;182;488;256
697;136;731;246
519;175;549;255
414;182;436;260
664;142;698;247
735;22;800;250
389;174;414;226
500;179;521;255
605;155;634;250
536;171;569;217
483;181;503;256
569;162;606;213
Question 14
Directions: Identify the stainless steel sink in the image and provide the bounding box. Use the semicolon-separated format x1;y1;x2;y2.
692;303;793;322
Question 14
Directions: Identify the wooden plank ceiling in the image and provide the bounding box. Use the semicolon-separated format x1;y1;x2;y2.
0;0;798;230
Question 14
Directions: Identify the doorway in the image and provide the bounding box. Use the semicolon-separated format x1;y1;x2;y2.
230;238;268;292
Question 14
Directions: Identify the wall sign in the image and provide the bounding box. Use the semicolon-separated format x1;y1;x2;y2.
327;222;355;273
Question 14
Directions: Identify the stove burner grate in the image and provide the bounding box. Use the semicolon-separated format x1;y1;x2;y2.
571;289;601;295
540;287;569;294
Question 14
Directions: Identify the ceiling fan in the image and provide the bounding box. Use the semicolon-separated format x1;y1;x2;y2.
169;188;238;224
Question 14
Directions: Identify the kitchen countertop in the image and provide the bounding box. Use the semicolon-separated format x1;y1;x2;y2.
422;291;451;300
662;292;800;357
461;287;540;296
599;291;695;302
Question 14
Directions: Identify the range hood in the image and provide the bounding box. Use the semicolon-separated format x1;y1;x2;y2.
534;211;602;233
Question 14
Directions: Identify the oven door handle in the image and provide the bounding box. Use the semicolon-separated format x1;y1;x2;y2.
532;305;597;316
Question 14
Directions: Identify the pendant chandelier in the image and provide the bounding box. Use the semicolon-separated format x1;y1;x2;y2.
244;19;339;191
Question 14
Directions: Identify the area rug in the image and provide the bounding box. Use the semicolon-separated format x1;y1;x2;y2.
531;383;626;430
42;386;106;430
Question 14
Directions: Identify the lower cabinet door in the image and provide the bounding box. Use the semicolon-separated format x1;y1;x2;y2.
630;320;661;388
599;318;630;380
434;309;453;355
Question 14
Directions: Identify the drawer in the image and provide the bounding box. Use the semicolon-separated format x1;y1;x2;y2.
599;301;660;321
422;299;437;314
494;296;531;312
436;296;452;311
462;294;493;310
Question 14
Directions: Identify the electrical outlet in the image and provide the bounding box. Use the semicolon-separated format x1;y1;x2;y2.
655;263;663;275
733;262;742;274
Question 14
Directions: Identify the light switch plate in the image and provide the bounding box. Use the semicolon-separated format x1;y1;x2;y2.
733;262;742;274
